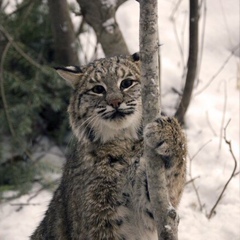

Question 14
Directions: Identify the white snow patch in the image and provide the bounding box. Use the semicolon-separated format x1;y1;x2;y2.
103;17;115;34
0;1;239;240
164;225;172;230
101;0;118;8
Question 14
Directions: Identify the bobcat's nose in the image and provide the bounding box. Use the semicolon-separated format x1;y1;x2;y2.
108;98;123;109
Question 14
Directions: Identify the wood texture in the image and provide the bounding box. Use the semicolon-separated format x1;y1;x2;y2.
77;0;129;57
139;0;179;239
48;0;79;65
175;0;199;124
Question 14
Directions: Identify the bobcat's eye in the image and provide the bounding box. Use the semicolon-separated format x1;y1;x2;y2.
91;85;106;94
120;79;134;90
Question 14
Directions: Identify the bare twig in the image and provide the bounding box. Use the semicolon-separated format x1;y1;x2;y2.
7;179;59;211
190;173;203;211
206;111;217;137
0;42;16;138
0;26;37;161
180;11;188;82
190;139;212;160
27;179;59;203
11;203;40;212
219;0;234;48
188;139;212;211
5;0;32;17
185;175;200;185
0;0;9;11
170;0;183;20
218;80;228;153
188;156;203;211
233;171;240;177
171;11;186;73
207;119;238;219
195;45;240;95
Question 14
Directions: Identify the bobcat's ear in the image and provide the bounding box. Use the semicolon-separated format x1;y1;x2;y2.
54;66;83;89
132;52;140;62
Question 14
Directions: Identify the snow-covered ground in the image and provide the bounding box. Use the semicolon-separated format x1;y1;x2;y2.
0;0;239;239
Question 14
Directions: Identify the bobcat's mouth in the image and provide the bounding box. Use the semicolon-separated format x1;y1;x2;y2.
102;109;135;120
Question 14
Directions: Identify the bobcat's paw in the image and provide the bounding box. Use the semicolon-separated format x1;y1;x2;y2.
144;116;183;156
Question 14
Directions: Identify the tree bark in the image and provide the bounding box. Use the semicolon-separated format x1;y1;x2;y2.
175;0;199;124
48;0;79;66
76;0;129;57
139;0;178;239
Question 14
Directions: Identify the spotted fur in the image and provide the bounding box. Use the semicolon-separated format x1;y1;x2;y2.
31;54;187;240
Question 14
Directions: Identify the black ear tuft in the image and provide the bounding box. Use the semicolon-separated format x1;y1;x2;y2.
132;52;140;62
54;66;83;73
54;66;83;89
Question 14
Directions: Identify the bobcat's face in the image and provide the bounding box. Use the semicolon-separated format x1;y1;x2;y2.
56;54;142;142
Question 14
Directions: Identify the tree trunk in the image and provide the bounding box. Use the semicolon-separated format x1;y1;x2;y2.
175;0;199;124
76;0;129;57
139;0;178;239
48;0;79;66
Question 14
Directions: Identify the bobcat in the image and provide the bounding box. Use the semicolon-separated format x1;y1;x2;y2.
31;53;187;240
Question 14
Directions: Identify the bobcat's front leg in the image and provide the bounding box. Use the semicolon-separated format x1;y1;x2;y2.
143;116;187;207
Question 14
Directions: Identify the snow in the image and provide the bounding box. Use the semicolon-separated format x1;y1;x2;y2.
101;0;118;9
0;0;239;239
102;17;116;34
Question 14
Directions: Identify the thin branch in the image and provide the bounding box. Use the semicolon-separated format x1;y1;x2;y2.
0;24;49;74
0;28;35;162
207;119;238;219
219;0;234;48
190;139;212;160
0;42;16;138
27;179;59;203
188;139;212;211
0;0;9;11
11;203;40;212
190;172;203;211
218;80;228;153
171;12;186;72
195;0;207;87
233;171;240;177
180;11;188;82
206;111;217;137
170;0;183;20
195;45;240;95
2;0;32;19
185;175;200;185
171;87;182;96
188;156;203;211
9;179;59;211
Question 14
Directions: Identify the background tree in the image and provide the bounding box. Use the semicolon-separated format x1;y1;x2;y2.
76;0;129;57
139;0;179;238
48;0;79;65
175;0;199;124
0;0;79;193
